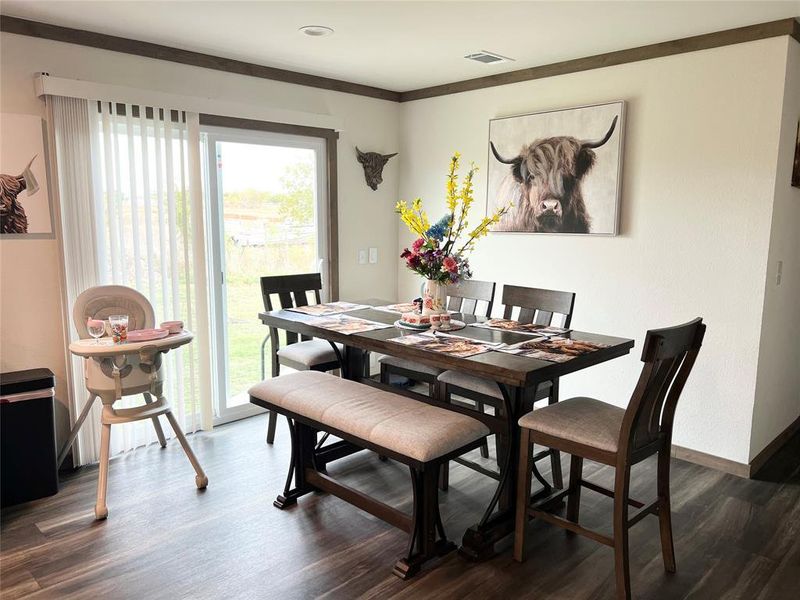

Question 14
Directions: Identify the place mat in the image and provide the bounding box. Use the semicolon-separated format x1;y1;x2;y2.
312;315;393;335
373;302;418;314
387;332;494;358
471;318;570;337
497;337;609;363
286;301;371;317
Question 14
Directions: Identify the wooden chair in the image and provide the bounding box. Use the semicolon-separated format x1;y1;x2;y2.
379;278;496;399
437;284;576;488
260;273;343;444
513;318;706;600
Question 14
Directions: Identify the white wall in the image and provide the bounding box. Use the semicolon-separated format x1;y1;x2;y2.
0;33;401;443
750;39;800;460
398;37;793;465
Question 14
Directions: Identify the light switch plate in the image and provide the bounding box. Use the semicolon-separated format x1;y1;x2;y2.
369;247;378;264
358;249;367;265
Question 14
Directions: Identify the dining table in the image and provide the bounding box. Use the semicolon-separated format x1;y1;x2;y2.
258;298;635;560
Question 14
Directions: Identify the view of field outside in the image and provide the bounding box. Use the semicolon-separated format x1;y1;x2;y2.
216;141;319;406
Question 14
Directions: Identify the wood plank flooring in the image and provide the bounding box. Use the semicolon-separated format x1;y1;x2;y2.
1;414;798;599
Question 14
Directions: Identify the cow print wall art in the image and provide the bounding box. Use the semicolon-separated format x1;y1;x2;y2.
487;101;625;235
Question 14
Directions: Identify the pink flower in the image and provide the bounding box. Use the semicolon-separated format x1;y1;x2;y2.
412;238;425;253
443;256;458;273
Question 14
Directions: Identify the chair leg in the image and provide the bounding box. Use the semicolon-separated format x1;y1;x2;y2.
143;393;167;448
163;408;209;489
549;449;564;489
476;401;490;458
547;384;563;488
438;462;449;492
266;350;281;444
57;392;98;468
657;449;677;573
566;455;583;525
380;363;390;385
613;466;632;600
94;423;111;520
513;428;534;562
435;381;450;491
266;411;278;444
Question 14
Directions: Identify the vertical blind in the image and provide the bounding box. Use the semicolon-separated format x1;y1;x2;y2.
51;96;212;464
92;102;200;439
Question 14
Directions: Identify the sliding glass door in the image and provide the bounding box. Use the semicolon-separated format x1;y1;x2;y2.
202;126;329;423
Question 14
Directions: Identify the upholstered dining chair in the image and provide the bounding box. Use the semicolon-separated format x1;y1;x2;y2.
437;284;576;488
260;273;343;443
513;318;705;600
378;279;496;402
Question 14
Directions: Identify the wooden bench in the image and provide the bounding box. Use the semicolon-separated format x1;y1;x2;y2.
249;370;490;579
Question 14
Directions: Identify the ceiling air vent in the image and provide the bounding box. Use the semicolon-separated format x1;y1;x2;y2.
464;50;514;65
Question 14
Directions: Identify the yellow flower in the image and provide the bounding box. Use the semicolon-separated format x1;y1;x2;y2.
446;153;460;212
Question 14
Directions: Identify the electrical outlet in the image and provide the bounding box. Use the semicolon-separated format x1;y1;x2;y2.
369;247;378;264
776;260;783;286
358;249;367;265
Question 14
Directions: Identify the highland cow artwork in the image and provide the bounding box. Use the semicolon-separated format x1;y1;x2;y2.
487;102;624;235
0;114;53;237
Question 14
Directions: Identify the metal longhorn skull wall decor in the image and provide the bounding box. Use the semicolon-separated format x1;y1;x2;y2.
356;147;397;191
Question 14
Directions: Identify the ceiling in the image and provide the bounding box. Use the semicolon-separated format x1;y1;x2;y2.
1;1;798;92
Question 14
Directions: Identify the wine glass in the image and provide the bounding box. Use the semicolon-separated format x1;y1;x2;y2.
87;318;106;344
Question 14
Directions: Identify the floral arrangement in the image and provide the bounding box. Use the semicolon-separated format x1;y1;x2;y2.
396;153;510;284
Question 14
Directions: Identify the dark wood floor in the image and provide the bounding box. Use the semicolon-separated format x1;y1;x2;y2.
1;414;798;599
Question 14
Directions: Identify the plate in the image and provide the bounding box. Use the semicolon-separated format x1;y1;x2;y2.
394;319;431;331
437;320;466;332
126;328;170;342
393;319;466;332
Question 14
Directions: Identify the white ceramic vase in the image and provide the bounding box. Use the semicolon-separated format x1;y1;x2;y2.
421;279;447;315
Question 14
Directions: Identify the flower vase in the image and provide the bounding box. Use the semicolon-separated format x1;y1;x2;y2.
421;279;447;315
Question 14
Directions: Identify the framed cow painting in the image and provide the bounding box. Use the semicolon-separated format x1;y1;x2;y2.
0;113;54;238
487;101;625;235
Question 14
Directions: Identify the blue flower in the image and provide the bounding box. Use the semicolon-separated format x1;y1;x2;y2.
426;215;452;241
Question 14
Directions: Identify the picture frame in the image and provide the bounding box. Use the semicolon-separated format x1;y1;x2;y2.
0;114;55;238
486;101;625;236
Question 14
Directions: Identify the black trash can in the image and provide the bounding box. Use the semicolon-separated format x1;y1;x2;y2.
1;368;59;507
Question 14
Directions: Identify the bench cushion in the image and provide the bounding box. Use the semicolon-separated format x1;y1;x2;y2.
249;371;489;462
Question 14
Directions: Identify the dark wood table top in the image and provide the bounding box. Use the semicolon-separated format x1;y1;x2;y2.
259;298;634;388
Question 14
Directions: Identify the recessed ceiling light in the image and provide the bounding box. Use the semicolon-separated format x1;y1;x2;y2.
464;50;515;65
299;25;334;37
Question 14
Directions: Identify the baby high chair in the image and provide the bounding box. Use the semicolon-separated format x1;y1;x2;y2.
61;285;208;519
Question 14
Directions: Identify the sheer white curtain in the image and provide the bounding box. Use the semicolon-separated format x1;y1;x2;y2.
51;96;213;465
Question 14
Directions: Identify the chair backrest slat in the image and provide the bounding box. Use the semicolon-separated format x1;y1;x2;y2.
445;279;496;317
261;273;325;347
620;318;705;457
261;273;324;312
500;285;576;327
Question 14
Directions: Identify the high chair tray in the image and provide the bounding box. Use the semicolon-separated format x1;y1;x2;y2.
69;331;193;358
